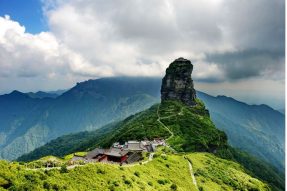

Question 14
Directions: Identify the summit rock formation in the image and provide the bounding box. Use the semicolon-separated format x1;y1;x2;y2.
161;57;196;106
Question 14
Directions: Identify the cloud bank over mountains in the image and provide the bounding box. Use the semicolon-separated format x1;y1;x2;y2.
0;0;284;107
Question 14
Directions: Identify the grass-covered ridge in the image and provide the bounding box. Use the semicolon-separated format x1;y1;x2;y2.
187;153;269;191
16;99;285;191
97;99;228;153
0;148;269;191
159;99;228;152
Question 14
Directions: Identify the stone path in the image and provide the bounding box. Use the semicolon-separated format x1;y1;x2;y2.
156;105;174;140
187;159;199;190
26;153;155;170
26;164;84;171
157;105;198;190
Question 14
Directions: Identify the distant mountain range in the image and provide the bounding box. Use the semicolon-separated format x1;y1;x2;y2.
198;92;285;171
0;77;284;173
26;91;59;99
277;108;285;114
0;77;160;160
26;90;67;99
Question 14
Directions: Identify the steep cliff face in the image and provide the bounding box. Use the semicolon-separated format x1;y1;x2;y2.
161;57;196;106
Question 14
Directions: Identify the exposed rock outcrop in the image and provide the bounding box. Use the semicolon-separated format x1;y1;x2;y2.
161;58;196;106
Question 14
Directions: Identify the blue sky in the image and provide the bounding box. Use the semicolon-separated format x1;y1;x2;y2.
0;0;46;33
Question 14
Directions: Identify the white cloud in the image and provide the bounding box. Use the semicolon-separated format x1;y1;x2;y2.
42;0;284;81
0;0;284;104
0;15;115;92
193;61;225;82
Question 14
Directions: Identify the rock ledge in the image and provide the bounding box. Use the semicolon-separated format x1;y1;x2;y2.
161;58;196;106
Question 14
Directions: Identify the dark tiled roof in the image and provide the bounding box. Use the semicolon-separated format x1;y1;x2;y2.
105;148;128;157
86;148;105;159
127;142;146;151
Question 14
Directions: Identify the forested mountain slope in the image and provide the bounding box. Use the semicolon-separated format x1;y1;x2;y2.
0;77;160;160
198;91;285;171
1;77;284;173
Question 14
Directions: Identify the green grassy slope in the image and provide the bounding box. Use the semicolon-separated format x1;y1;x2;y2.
0;149;268;191
94;99;284;190
187;153;269;191
16;99;285;190
97;99;228;153
223;148;285;191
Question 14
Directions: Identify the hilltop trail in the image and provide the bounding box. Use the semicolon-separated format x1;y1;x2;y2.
157;103;198;190
26;164;83;171
25;153;156;171
156;105;174;140
187;159;199;190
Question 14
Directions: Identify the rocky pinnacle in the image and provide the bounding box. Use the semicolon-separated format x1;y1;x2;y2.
161;57;196;106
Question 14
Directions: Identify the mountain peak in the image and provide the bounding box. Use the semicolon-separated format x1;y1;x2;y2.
174;57;190;62
161;58;196;106
9;90;27;97
11;90;23;94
